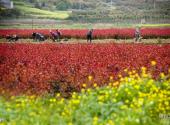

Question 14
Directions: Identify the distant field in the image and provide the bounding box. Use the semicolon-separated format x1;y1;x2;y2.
12;0;70;19
16;6;70;19
138;24;170;27
0;22;170;29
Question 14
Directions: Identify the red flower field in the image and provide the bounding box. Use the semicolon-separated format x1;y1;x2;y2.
0;43;170;95
0;28;170;39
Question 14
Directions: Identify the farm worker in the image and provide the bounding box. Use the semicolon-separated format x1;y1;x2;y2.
135;27;141;42
32;32;45;42
6;34;19;42
87;29;93;43
50;29;62;42
56;29;62;42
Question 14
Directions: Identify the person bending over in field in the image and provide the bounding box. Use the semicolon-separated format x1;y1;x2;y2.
32;32;45;42
50;29;62;42
6;34;19;42
87;29;93;43
135;27;142;42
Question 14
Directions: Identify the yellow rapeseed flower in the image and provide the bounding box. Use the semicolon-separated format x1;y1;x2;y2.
93;116;98;121
59;98;64;104
120;105;127;110
87;88;91;93
118;74;122;78
134;85;140;90
50;98;56;103
113;81;119;87
68;123;73;125
110;76;113;80
124;69;128;72
125;99;129;104
160;73;165;79
141;66;147;71
98;95;104;102
151;60;157;66
82;83;87;88
93;116;99;125
72;99;80;105
164;101;169;106
81;88;85;93
112;99;117;103
107;120;115;125
56;93;61;97
88;75;93;81
93;83;97;88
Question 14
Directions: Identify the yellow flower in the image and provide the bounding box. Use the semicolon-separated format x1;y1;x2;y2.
93;116;98;125
68;123;73;125
82;83;87;88
72;94;76;99
124;69;128;72
110;76;113;80
56;93;60;97
30;95;36;100
151;60;156;66
108;82;112;87
112;99;117;102
29;112;36;116
10;96;15;100
118;74;122;78
113;82;119;87
87;88;91;93
59;98;64;104
81;88;85;93
132;70;136;74
6;108;11;112
125;100;129;104
130;104;134;108
120;105;127;110
107;120;115;125
138;98;144;106
127;92;131;95
160;73;165;79
50;98;56;103
93;83;97;88
141;66;147;71
88;75;93;81
72;99;80;105
98;95;104;102
125;88;129;92
164;101;169;106
62;112;66;116
93;116;98;121
128;71;132;75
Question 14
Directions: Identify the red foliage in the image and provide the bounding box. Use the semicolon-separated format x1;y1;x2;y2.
0;43;170;95
0;28;170;39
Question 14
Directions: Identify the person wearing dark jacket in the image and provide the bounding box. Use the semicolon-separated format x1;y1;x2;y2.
32;32;45;42
87;29;93;43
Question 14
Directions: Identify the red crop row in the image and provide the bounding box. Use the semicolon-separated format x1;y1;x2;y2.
0;28;170;39
0;43;170;95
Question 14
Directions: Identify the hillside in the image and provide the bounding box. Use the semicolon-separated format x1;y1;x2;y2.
0;0;170;23
0;0;71;19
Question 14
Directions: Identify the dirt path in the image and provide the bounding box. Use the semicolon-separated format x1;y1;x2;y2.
0;38;170;44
